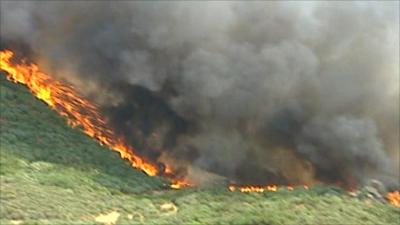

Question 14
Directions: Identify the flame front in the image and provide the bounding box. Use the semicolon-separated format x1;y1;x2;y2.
2;49;398;201
170;180;192;189
0;50;162;176
228;185;279;193
387;191;400;207
228;184;308;193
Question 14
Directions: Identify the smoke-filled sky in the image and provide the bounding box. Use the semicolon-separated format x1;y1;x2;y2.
1;1;399;188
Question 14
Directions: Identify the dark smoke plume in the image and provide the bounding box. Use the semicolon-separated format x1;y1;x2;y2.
1;1;398;188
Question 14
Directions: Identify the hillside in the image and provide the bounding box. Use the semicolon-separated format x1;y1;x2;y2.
0;73;399;225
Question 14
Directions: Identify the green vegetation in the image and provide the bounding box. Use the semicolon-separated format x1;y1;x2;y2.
0;74;399;225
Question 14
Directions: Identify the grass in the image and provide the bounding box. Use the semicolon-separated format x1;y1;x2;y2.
0;73;399;225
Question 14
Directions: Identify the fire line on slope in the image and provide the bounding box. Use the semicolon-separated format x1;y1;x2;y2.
227;184;308;193
1;49;399;208
0;49;189;188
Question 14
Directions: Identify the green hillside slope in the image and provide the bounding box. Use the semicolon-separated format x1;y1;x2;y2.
0;74;399;225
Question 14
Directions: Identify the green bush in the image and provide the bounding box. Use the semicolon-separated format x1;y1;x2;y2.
0;74;399;225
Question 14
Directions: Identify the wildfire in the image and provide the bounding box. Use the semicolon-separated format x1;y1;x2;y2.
228;184;308;193
170;180;192;189
387;191;400;207
0;49;173;179
1;49;397;204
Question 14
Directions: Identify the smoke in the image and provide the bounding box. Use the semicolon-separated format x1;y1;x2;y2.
1;1;398;187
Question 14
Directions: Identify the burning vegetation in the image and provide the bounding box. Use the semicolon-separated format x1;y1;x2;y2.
0;49;188;188
0;2;399;224
228;185;278;193
1;49;399;208
227;185;310;193
1;1;398;194
387;191;400;207
0;48;398;205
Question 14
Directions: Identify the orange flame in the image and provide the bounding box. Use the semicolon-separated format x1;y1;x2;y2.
228;185;278;193
228;184;309;193
387;191;400;207
170;180;193;189
0;50;164;177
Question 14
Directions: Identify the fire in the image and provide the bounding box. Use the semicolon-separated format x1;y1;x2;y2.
387;191;400;207
228;184;309;193
170;180;192;189
0;49;172;179
1;49;396;201
228;185;278;193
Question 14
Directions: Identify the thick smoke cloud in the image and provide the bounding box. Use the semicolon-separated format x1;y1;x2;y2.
1;1;398;188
